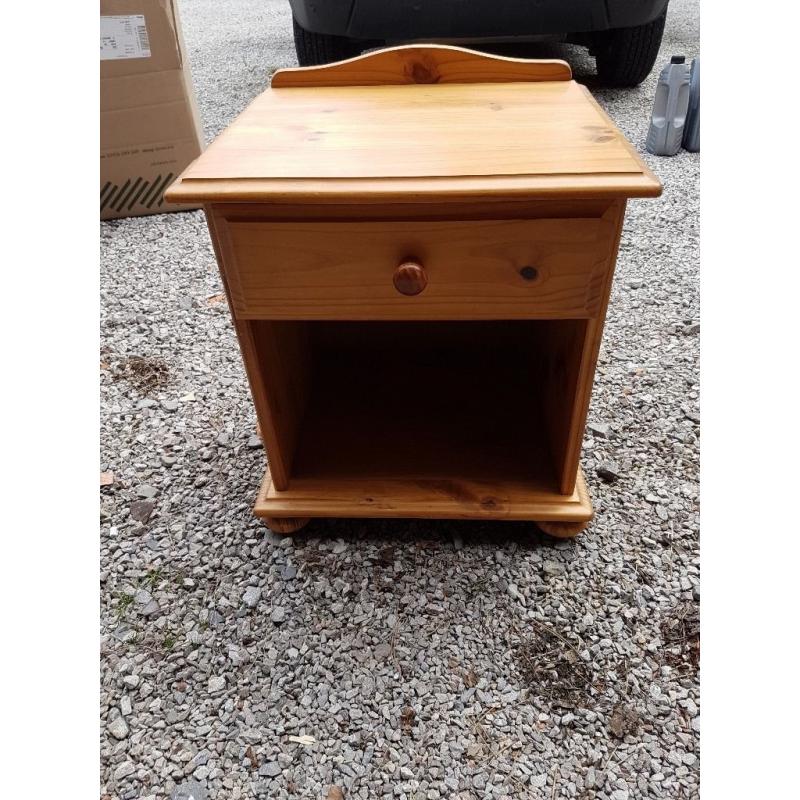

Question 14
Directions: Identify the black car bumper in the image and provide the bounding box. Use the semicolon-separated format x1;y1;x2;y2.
289;0;669;40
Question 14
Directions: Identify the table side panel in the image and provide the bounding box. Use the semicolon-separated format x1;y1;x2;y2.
554;199;627;494
205;207;310;491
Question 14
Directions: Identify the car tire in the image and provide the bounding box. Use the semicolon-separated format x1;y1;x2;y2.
592;9;667;87
292;16;365;67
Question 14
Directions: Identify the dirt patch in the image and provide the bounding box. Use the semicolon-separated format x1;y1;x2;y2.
400;705;415;732
514;621;593;709
463;667;478;688
608;702;641;738
295;542;325;575
112;355;170;394
661;602;700;672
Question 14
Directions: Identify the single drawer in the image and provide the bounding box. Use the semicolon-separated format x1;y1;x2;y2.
219;217;618;320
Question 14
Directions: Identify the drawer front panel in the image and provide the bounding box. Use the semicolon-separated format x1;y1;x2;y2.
220;217;617;320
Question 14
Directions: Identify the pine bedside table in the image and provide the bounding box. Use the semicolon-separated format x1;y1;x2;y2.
165;45;661;538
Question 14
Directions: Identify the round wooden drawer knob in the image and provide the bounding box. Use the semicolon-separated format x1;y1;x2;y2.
393;260;427;296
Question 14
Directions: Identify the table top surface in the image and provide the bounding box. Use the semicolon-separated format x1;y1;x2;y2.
166;46;661;204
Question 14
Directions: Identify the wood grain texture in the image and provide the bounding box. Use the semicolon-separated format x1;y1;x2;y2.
175;82;645;181
168;173;661;204
168;172;662;209
263;516;310;534
203;208;296;491
247;320;311;487
270;44;572;88
578;84;661;192
537;519;589;539
393;261;427;296
556;200;628;494
537;318;591;492
165;56;662;204
254;467;593;523
176;49;663;528
219;216;616;320
209;198;617;222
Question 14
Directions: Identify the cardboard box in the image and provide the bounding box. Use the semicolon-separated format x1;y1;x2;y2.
101;0;204;220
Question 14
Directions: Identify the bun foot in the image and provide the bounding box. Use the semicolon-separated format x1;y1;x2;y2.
264;516;310;534
537;519;588;539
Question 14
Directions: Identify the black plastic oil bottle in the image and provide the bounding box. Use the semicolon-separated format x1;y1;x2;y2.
683;57;700;152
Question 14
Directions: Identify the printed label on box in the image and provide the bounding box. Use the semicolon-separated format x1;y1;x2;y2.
100;15;151;60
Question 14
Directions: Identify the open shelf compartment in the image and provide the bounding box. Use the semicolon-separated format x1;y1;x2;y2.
249;319;593;522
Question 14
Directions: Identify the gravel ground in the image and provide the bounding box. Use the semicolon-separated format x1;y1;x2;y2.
100;1;700;798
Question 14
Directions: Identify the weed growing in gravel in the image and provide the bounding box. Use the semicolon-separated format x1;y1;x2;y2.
115;593;134;619
144;567;163;590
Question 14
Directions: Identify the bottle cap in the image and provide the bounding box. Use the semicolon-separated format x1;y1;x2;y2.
671;55;686;64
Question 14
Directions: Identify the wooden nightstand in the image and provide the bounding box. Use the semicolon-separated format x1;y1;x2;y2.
166;45;661;537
